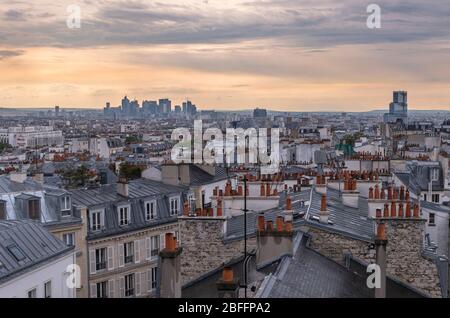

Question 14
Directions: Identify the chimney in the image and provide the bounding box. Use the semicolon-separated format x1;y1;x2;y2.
315;174;327;195
342;178;359;208
375;222;388;298
216;198;223;217
260;183;266;196
319;194;329;224
159;233;182;298
117;177;129;197
256;215;293;267
284;195;293;222
10;171;27;183
216;267;240;298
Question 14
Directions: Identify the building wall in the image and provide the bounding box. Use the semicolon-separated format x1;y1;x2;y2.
302;219;443;298
0;252;75;298
87;222;179;298
179;217;256;285
48;210;88;298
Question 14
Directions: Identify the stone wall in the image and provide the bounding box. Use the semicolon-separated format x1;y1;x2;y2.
302;226;375;265
302;219;442;298
383;219;442;298
179;217;256;285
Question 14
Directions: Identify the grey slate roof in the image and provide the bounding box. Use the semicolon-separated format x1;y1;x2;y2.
306;187;375;241
0;175;81;226
0;220;73;284
188;165;229;186
395;164;445;194
262;241;373;298
70;179;188;240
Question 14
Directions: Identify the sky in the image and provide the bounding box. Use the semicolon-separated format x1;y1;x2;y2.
1;0;450;111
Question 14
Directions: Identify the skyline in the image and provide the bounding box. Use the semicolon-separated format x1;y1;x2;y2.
1;0;450;111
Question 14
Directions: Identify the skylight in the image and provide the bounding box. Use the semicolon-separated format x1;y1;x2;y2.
7;244;26;262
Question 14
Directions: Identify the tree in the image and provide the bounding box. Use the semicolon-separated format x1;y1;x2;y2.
119;163;142;180
62;165;92;188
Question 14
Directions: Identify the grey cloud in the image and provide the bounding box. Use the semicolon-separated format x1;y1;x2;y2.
0;49;24;59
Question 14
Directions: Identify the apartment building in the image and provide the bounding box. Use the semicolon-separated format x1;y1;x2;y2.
70;178;188;298
0;173;87;297
0;126;63;148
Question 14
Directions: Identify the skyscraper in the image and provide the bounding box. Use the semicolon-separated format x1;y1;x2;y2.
384;91;408;125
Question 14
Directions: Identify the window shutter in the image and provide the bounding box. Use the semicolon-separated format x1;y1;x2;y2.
108;280;115;298
147;269;152;292
118;243;124;267
145;237;151;260
136;272;141;296
119;277;125;297
89;249;96;274
90;283;97;298
100;211;105;229
107;246;114;270
134;240;141;263
160;234;165;249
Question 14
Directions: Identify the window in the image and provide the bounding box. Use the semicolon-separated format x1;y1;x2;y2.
90;210;103;231
151;267;158;290
44;281;52;298
150;235;160;258
63;233;75;246
170;197;179;216
7;244;26;262
61;196;71;215
118;206;130;226
430;168;439;181
429;213;436;226
27;288;37;298
432;194;440;203
28;199;40;220
145;201;156;221
96;281;107;298
0;201;6;220
95;248;107;271
124;242;134;264
125;273;135;297
423;193;428;202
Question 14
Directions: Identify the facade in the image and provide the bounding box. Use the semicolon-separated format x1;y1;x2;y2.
0;220;75;298
0;126;63;148
0;174;87;298
70;178;188;298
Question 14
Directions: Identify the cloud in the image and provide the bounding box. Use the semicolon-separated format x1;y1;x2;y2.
0;49;24;60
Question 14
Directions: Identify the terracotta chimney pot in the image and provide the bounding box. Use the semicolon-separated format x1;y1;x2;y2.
222;267;234;283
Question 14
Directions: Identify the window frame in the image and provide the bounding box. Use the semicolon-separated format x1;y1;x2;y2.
62;232;75;246
118;205;130;226
125;273;135;297
44;280;52;298
0;201;6;220
61;196;71;216
90;209;104;232
151;267;158;290
150;235;160;259
429;212;436;226
96;281;108;298
27;288;37;298
124;242;134;264
169;196;180;216
95;248;107;271
145;200;157;221
28;198;41;220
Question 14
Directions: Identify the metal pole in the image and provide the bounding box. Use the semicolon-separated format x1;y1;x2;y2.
243;176;248;298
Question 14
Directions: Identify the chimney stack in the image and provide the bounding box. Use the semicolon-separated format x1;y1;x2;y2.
375;222;388;298
216;267;240;298
256;215;293;267
319;194;329;224
285;195;293;222
159;233;182;298
117;177;129;197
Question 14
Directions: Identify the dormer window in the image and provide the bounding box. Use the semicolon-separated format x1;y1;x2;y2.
28;199;40;220
61;196;71;216
0;201;6;220
118;205;130;226
145;200;156;221
430;168;439;181
90;209;104;232
169;197;180;216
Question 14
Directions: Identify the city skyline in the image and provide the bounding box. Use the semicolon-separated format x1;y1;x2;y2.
1;0;450;111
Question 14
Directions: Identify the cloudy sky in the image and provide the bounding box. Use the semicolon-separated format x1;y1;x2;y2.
1;0;450;111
